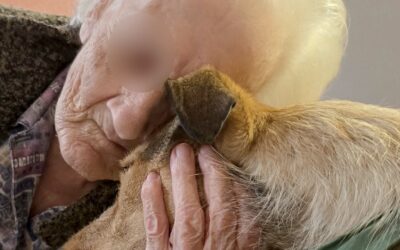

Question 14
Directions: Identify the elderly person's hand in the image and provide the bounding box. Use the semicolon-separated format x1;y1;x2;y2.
141;144;260;249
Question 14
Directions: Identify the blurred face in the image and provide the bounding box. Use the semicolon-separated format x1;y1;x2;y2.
55;0;281;180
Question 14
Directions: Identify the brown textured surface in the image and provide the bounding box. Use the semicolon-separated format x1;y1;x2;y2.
0;5;80;141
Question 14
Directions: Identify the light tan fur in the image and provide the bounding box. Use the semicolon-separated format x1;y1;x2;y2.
64;68;400;249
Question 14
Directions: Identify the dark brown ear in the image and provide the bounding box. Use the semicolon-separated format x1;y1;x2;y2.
166;68;236;144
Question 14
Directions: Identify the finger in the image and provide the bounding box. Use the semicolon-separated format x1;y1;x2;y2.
170;143;205;249
198;145;237;250
141;172;170;250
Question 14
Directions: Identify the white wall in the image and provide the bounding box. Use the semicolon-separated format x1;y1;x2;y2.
323;0;400;108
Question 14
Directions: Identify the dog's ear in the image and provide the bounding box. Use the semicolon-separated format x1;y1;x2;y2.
166;68;236;144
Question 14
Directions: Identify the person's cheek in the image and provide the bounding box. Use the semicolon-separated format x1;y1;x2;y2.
78;75;120;110
106;90;164;140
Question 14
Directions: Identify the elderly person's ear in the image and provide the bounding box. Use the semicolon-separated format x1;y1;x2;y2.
79;0;112;44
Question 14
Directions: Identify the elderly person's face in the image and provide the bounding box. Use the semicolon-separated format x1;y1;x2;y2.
55;0;282;180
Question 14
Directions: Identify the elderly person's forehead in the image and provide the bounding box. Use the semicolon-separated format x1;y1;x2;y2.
110;0;226;10
108;0;158;12
105;0;248;20
102;0;270;44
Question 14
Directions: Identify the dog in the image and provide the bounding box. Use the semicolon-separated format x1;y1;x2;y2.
63;67;400;249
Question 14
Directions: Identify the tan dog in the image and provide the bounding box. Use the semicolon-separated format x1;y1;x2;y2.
64;68;400;249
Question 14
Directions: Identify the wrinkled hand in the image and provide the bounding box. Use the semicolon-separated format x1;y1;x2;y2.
141;143;260;250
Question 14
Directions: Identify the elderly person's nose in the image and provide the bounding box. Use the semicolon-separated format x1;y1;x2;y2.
106;90;166;141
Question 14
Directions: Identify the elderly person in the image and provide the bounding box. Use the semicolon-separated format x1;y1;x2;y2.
0;0;346;249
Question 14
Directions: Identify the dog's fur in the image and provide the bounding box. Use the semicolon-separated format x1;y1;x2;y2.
63;68;400;249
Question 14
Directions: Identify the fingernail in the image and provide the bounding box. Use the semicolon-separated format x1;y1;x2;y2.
178;143;192;158
147;172;159;182
198;146;216;172
199;145;215;158
173;143;192;164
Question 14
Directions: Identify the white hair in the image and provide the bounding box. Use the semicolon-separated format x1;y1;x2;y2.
70;0;100;27
254;0;348;107
71;0;347;108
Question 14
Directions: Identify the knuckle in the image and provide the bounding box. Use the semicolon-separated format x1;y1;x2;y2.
144;212;169;238
173;205;205;241
176;203;204;220
173;222;205;246
208;207;237;234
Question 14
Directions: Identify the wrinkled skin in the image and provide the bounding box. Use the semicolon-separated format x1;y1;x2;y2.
54;0;282;181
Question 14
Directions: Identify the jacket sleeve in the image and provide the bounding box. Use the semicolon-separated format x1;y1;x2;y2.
319;218;400;250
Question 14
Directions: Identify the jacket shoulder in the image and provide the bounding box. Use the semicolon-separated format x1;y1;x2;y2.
0;6;80;140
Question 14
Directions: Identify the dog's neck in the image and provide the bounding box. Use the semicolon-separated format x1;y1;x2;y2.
212;72;273;166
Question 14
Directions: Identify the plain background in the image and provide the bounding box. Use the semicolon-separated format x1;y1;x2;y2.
0;0;74;16
323;0;400;107
0;0;398;107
